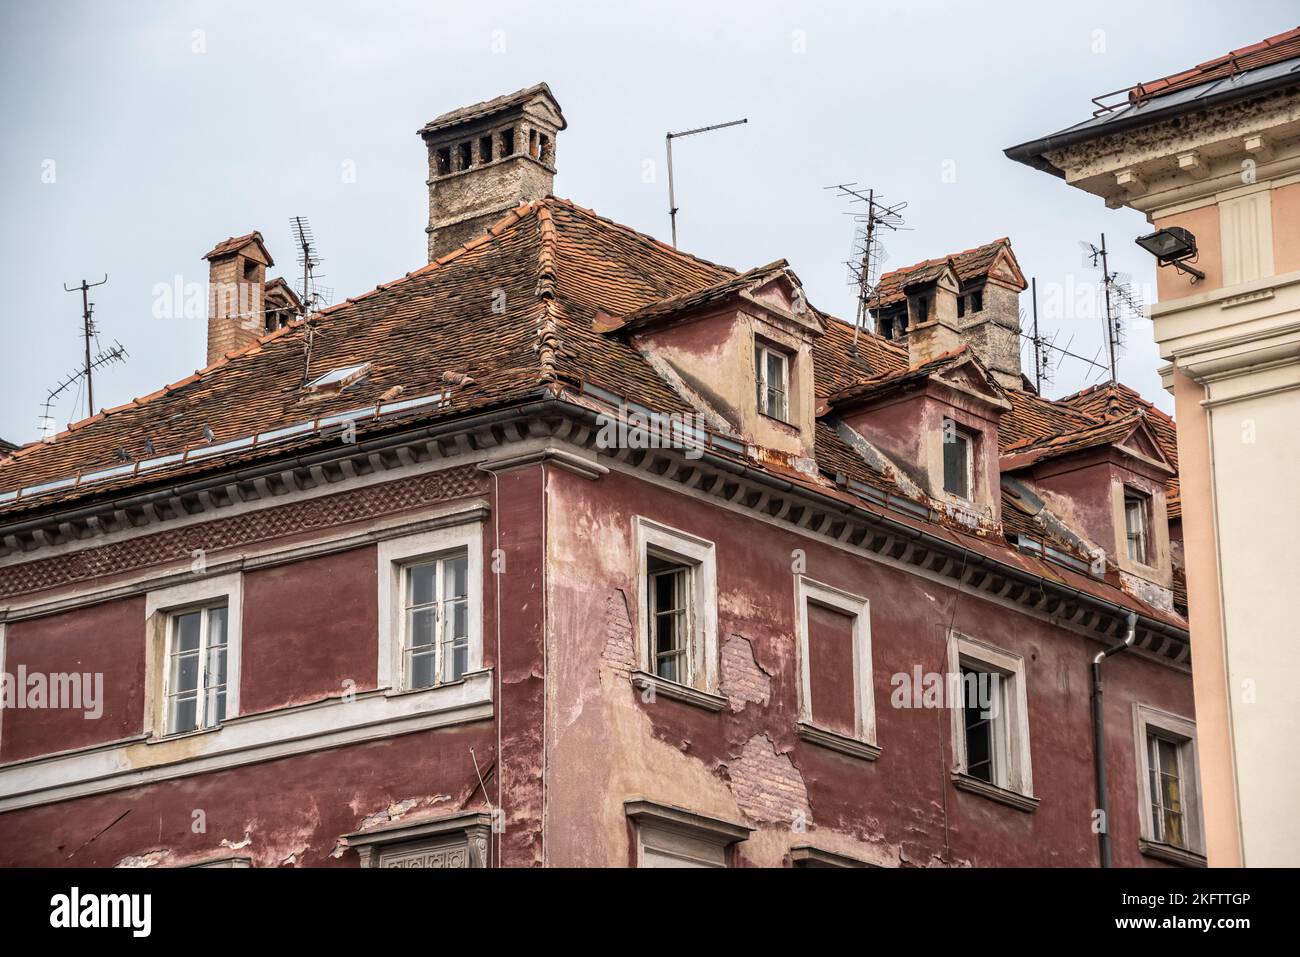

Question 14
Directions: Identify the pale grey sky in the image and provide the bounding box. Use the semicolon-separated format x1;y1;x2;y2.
2;0;1294;443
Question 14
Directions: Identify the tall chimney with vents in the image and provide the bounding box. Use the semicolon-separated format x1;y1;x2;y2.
419;83;566;261
906;263;964;367
203;232;273;365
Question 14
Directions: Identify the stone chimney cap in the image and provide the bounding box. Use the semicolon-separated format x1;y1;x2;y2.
203;231;274;267
418;82;566;137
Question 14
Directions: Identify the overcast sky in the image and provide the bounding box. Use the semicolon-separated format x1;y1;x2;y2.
1;0;1293;443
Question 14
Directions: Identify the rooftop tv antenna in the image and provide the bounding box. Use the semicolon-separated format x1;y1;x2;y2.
39;340;128;440
1080;233;1145;384
665;118;748;248
290;216;331;385
825;183;907;356
61;275;114;417
290;216;330;313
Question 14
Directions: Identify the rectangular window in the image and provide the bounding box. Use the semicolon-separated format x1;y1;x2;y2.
165;604;228;735
1148;732;1186;848
648;555;690;683
402;550;469;690
457;141;472;170
943;421;974;499
500;128;515;156
478;135;493;164
635;518;718;699
1124;488;1151;565
754;342;789;421
960;666;1004;784
949;634;1033;799
970;290;983;313
796;578;877;756
1135;705;1202;859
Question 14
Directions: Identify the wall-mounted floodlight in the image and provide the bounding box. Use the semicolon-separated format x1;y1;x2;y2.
1135;226;1205;282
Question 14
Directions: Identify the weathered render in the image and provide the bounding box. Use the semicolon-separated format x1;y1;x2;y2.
0;85;1198;868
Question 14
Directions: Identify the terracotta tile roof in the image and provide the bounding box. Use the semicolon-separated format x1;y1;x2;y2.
1128;26;1300;104
417;82;566;135
826;345;986;408
1060;381;1180;518
0;197;1183;626
596;260;791;332
203;231;273;265
1001;412;1177;479
869;238;1011;308
998;387;1103;451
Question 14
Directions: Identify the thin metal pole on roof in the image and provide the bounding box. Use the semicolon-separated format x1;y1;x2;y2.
62;275;109;418
665;118;748;247
1100;233;1117;383
1031;277;1041;393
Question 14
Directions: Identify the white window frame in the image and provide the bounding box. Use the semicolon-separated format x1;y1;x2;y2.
795;577;876;747
378;522;484;693
754;340;790;422
942;419;975;501
947;633;1033;797
145;572;243;738
1134;704;1204;856
634;518;718;694
1123;486;1151;566
625;799;751;868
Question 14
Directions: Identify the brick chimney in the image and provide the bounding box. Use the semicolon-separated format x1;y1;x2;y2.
203;232;273;365
418;83;566;261
905;262;963;367
873;239;1027;389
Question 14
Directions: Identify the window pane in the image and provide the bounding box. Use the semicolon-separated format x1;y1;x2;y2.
207;606;228;646
443;554;468;601
171;650;200;695
443;639;469;683
170;693;198;734
962;667;994;783
943;431;969;498
175;611;202;652
205;642;228;689
408;562;437;606
408;608;437;649
408;649;436;689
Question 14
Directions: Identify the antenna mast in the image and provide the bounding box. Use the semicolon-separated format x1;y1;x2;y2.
825;183;907;355
62;275;110;417
1080;233;1144;384
665;118;748;247
290;216;330;385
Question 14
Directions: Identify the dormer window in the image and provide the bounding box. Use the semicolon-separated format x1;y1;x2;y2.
943;420;974;499
754;342;789;421
1124;487;1152;565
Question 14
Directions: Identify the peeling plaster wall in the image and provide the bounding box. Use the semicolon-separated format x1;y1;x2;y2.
0;724;496;867
0;466;546;869
542;465;1194;867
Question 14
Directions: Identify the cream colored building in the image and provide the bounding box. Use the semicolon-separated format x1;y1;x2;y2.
1008;27;1300;867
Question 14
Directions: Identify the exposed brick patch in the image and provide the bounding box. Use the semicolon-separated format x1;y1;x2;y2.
724;734;812;827
600;588;636;675
719;634;770;712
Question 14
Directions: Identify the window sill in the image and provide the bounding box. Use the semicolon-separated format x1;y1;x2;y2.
631;671;727;712
147;725;222;746
384;668;490;699
796;722;881;761
951;771;1039;812
758;411;797;431
1139;839;1206;868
